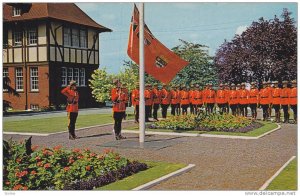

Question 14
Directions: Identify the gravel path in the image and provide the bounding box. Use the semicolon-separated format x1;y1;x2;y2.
3;110;297;190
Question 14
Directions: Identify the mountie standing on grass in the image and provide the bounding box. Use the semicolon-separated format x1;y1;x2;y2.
111;79;127;140
61;80;79;140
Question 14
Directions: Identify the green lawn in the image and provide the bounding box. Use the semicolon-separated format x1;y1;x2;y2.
126;121;278;137
96;161;186;190
266;159;297;190
206;121;278;137
3;113;134;133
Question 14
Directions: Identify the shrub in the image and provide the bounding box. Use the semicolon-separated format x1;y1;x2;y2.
149;115;196;130
3;138;147;190
149;112;258;132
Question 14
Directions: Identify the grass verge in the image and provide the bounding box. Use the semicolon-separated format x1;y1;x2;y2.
266;159;297;190
126;121;278;137
3;113;134;133
96;161;186;190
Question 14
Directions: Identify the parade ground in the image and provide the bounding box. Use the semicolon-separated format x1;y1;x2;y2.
3;108;297;190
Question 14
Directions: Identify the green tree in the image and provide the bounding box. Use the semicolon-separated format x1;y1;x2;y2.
89;68;115;103
171;39;218;87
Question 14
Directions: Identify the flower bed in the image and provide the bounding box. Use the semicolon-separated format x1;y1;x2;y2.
3;138;147;190
148;113;262;133
148;115;196;130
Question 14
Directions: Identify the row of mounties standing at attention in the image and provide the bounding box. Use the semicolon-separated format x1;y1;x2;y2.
130;80;297;124
60;79;297;140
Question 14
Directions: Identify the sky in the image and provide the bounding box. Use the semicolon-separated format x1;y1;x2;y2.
76;2;297;74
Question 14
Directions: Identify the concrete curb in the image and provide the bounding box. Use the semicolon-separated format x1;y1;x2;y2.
132;164;195;190
259;156;296;190
122;130;201;137
3;120;134;137
3;132;50;136
123;123;281;140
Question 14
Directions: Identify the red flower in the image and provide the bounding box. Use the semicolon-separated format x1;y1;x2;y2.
43;150;53;156
72;148;81;153
90;153;96;157
35;156;41;161
53;145;62;151
15;170;28;178
103;148;111;154
97;155;104;160
5;181;10;185
13;184;23;190
16;158;22;163
85;166;91;171
44;163;51;169
37;162;43;167
31;170;37;175
64;167;70;172
77;155;83;159
31;145;39;151
23;186;28;190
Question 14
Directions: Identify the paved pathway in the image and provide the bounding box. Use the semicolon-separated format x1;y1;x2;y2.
2;110;297;190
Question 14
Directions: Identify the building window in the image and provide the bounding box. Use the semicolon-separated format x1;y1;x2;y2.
74;68;80;85
30;67;39;91
61;67;67;86
3;67;9;92
72;29;79;47
80;68;85;86
3;29;8;48
14;31;22;46
67;68;73;84
80;29;87;48
15;68;23;91
13;7;21;16
30;104;39;111
28;28;37;45
61;68;85;87
64;27;71;46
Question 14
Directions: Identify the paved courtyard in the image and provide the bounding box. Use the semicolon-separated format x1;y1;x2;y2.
3;109;297;190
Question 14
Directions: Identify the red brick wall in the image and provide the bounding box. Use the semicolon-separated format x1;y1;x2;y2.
3;65;50;110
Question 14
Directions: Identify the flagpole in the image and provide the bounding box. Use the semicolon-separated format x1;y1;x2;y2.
139;2;145;144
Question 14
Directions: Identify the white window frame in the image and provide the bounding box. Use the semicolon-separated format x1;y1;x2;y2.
13;7;21;16
74;68;80;85
67;68;73;84
72;29;79;47
80;68;85;86
64;27;71;46
30;67;39;91
80;29;87;48
61;67;67;86
14;31;22;46
30;104;39;111
3;67;9;92
28;28;37;45
15;68;23;91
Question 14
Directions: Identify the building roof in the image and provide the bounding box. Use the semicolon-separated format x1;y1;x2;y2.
3;3;112;32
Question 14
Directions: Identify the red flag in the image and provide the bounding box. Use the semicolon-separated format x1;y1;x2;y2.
127;5;189;84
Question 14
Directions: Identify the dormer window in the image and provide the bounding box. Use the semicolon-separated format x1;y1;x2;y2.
13;7;21;16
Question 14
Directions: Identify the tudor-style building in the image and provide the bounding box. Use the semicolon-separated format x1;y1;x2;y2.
3;3;112;110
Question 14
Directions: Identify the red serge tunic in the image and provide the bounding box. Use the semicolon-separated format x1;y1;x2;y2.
111;88;126;112
289;87;297;105
61;86;79;113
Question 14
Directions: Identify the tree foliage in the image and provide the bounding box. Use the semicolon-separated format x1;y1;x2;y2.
89;68;115;103
171;39;218;87
214;9;297;84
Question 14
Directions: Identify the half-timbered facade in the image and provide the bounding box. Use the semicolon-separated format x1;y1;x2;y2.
3;3;112;110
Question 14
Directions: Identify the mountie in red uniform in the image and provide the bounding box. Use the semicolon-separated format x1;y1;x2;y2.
61;80;79;140
111;82;127;140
